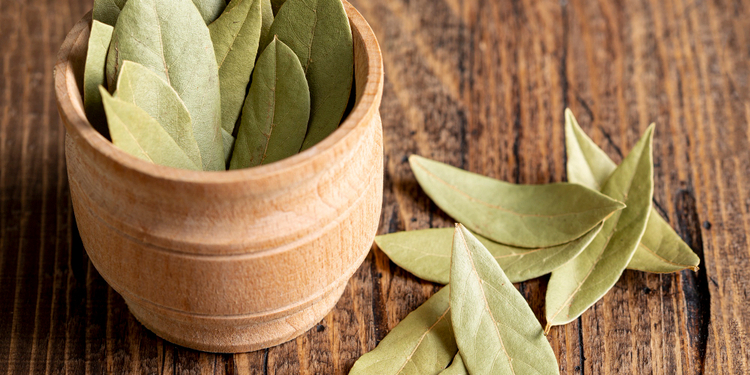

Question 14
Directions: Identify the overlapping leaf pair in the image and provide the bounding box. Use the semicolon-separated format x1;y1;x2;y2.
351;110;699;374
83;0;354;171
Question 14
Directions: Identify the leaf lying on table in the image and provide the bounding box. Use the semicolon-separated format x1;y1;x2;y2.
565;109;700;273
192;0;227;24
546;125;654;330
114;61;203;169
348;287;456;375
375;223;601;284
83;20;113;136
209;0;263;136
93;0;127;26
100;87;201;171
267;0;353;150
409;155;624;248
106;0;224;171
229;38;310;169
451;224;559;375
439;353;467;375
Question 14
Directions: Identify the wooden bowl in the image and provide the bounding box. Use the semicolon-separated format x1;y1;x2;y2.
54;2;383;353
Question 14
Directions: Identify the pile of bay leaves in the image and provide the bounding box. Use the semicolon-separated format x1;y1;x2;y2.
83;0;353;171
350;110;700;374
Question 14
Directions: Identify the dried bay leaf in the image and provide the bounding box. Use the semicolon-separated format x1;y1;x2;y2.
438;353;467;375
221;129;235;165
565;109;699;272
193;0;227;24
546;125;655;329
114;61;203;169
409;155;624;248
348;287;457;375
267;0;353;150
209;0;262;136
93;0;127;26
451;224;560;375
260;0;274;46
229;38;309;169
83;20;114;136
376;224;601;285
106;0;224;171
100;88;201;171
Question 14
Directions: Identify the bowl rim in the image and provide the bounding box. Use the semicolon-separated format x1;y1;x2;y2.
54;1;383;184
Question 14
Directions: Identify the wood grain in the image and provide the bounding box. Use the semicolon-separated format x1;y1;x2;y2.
1;0;748;373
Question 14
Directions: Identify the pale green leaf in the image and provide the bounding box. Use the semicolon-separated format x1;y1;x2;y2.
270;0;285;15
266;0;353;150
451;224;560;375
106;0;224;170
209;0;262;135
546;125;655;329
100;87;201;171
409;155;625;248
438;353;467;375
221;128;235;165
93;0;127;26
260;0;274;45
565;109;699;272
375;224;601;285
83;20;114;136
229;38;309;169
348;287;456;375
193;0;227;24
114;61;203;169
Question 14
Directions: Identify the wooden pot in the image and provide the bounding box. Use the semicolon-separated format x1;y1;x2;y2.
54;2;383;353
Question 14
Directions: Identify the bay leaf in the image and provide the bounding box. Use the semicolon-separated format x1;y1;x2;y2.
93;0;127;26
546;125;655;330
193;0;227;24
229;38;310;169
100;87;201;171
438;353;467;375
114;61;203;169
260;0;274;46
106;0;225;171
348;287;457;375
83;20;114;136
375;224;601;285
451;224;560;375
270;0;285;15
221;129;235;165
409;155;624;248
565;109;699;272
209;0;262;135
266;0;353;150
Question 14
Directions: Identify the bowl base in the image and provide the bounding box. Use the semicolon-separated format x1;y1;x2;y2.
126;280;349;353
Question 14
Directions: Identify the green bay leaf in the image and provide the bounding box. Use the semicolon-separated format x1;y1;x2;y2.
229;38;310;169
348;287;456;375
221;128;235;165
409;155;624;248
565;109;699;272
438;353;467;375
106;0;224;170
451;224;560;375
93;0;127;26
375;224;601;285
83;20;114;136
114;61;203;169
100;87;201;171
266;0;353;150
546;125;655;329
209;0;262;135
193;0;227;24
260;0;273;46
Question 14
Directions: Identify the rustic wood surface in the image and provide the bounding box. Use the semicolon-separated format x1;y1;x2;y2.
1;0;749;373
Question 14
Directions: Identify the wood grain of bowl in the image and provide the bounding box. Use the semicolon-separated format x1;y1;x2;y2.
54;2;383;353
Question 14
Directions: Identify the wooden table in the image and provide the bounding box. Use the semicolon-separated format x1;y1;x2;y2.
2;0;749;373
